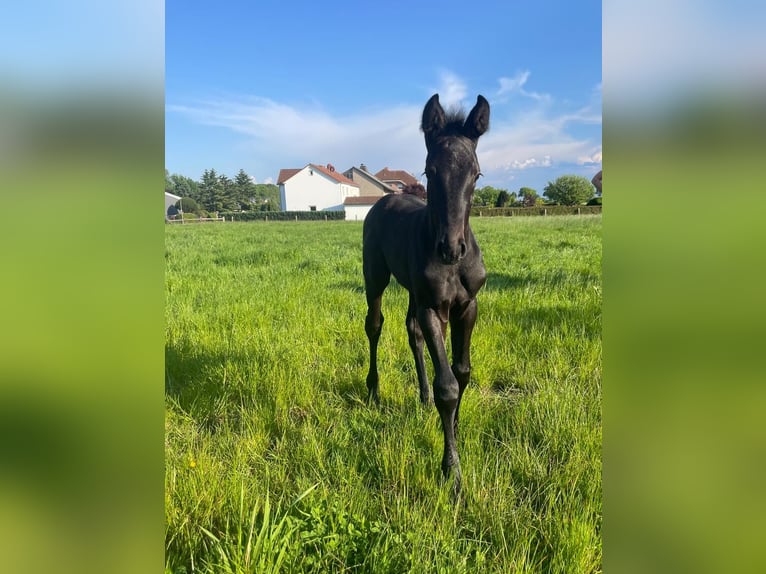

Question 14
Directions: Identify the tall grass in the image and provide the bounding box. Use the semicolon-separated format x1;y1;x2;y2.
165;215;601;573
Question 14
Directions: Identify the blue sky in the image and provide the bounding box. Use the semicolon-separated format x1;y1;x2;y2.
166;0;601;193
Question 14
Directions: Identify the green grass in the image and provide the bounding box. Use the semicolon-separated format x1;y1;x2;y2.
165;215;602;573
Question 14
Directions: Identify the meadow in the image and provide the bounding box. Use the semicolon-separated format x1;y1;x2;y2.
165;215;602;573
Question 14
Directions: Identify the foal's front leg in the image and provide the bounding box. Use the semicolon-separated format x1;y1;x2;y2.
417;306;462;493
450;298;477;439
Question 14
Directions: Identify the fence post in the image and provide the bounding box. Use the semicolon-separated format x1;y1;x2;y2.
295;215;298;221
577;207;581;215
543;208;547;216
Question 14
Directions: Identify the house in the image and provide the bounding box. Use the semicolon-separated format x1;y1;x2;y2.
165;191;181;219
375;167;419;191
343;195;386;221
278;163;360;211
342;164;399;197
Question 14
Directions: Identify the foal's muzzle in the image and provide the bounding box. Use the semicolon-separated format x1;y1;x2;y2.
438;236;467;265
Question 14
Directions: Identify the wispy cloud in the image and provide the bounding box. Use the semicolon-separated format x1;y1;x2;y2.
168;96;426;176
168;69;601;188
509;156;552;170
496;70;551;103
432;70;468;108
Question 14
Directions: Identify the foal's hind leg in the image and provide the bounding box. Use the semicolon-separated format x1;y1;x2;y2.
364;292;384;404
406;294;432;405
363;251;390;405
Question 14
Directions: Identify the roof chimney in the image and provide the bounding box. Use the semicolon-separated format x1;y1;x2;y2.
360;163;368;172
327;163;335;172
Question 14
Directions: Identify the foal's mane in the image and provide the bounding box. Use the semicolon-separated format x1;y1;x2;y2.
421;105;467;137
442;107;467;134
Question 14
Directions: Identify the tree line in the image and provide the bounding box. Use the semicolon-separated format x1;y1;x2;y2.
472;174;600;208
166;169;600;216
165;168;281;215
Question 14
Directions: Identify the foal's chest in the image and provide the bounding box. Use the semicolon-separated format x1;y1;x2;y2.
418;259;484;309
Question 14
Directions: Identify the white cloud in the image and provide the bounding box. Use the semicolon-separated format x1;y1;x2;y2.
508;156;552;170
497;71;531;95
168;69;601;188
577;148;602;165
168;97;426;176
433;70;468;108
496;70;551;102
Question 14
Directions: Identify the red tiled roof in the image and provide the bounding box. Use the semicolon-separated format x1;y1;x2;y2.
343;195;385;206
279;164;359;187
374;167;418;186
277;168;301;184
310;163;358;186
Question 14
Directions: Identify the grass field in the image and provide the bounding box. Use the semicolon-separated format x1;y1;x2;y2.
165;215;602;573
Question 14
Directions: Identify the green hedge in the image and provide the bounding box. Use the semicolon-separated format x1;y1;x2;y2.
471;205;602;217
221;210;347;221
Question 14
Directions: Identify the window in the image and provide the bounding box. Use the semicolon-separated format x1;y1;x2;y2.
309;205;316;211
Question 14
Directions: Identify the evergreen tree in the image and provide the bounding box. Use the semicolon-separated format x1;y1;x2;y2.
218;174;239;211
234;169;256;210
495;190;512;207
200;168;225;212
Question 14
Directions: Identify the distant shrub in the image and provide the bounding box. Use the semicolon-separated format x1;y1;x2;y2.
221;210;347;221
175;197;201;214
586;196;602;206
471;205;602;217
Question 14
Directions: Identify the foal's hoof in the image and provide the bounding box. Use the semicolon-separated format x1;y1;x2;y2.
366;389;380;406
441;463;463;500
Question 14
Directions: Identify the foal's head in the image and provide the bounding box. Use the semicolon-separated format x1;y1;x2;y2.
421;94;490;264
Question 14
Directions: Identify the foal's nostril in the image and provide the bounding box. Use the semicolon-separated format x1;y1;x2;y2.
459;241;467;258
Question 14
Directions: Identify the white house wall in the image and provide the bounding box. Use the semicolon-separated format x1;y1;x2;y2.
344;204;374;221
281;167;359;211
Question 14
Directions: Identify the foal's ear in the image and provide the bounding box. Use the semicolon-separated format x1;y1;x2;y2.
464;95;490;140
421;94;446;143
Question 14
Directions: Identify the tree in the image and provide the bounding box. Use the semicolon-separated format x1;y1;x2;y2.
495;189;513;207
200;168;225;212
168;173;201;203
543;175;594;205
218;174;240;211
473;185;503;207
254;183;280;211
518;187;539;207
234;169;256;210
